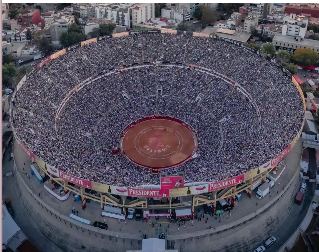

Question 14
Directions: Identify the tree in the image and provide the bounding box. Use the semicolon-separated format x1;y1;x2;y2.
292;48;319;66
276;50;291;63
35;5;42;12
2;54;14;64
193;6;202;20
56;3;71;11
68;23;82;33
308;24;319;33
2;63;16;87
218;3;243;16
99;23;116;36
260;43;276;57
283;63;297;74
8;8;19;19
201;6;218;26
26;29;32;41
309;34;319;41
177;22;188;31
247;43;260;51
60;32;86;48
88;28;101;38
37;37;53;56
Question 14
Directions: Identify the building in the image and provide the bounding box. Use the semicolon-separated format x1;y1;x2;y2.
95;4;131;27
273;34;319;53
130;3;155;26
282;14;308;39
84;22;99;35
2;41;12;55
285;4;319;18
50;19;69;46
244;16;259;33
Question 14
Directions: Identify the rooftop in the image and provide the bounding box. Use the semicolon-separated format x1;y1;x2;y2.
273;34;319;49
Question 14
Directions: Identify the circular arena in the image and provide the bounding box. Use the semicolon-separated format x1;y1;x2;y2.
12;31;304;202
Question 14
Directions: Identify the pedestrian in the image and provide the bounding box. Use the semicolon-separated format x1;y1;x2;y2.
38;192;40;197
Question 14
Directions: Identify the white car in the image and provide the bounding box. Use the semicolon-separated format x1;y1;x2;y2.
127;208;135;219
301;182;307;190
254;245;266;252
264;236;277;247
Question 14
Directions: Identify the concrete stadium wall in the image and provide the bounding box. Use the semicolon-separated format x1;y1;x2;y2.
14;163;142;252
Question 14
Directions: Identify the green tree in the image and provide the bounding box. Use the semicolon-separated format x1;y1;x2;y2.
99;23;116;36
201;6;218;26
260;43;276;57
308;24;319;33
68;23;82;33
60;32;86;47
283;63;297;74
37;37;53;56
292;48;319;66
2;54;14;64
88;28;101;38
276;50;291;63
309;34;319;41
2;63;16;87
56;3;71;11
193;6;202;20
247;43;260;51
218;3;243;16
8;8;19;19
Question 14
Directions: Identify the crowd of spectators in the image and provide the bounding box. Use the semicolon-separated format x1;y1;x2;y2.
12;32;304;187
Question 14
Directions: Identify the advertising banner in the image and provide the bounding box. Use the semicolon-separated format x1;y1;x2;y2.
49;49;66;60
46;164;59;177
128;188;162;198
270;145;291;168
91;182;109;193
193;32;210;38
59;171;92;189
160;28;177;34
111;186;129;196
80;38;97;47
190;184;209;195
112;32;129;38
208;174;245;192
37;57;51;69
160;176;184;196
169;187;189;197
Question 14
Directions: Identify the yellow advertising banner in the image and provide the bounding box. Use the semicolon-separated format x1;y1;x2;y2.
49;49;66;60
35;157;46;172
169;187;188;197
193;32;210;38
112;32;129;38
80;38;97;47
160;28;177;34
91;181;110;193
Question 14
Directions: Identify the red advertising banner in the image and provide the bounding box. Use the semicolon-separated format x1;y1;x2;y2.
128;188;161;198
161;176;184;190
270;145;291;168
59;171;92;189
208;174;245;192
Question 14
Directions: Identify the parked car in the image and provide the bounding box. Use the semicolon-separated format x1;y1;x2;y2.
253;245;266;252
93;221;108;230
301;182;307;191
127;208;135;219
264;236;277;247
